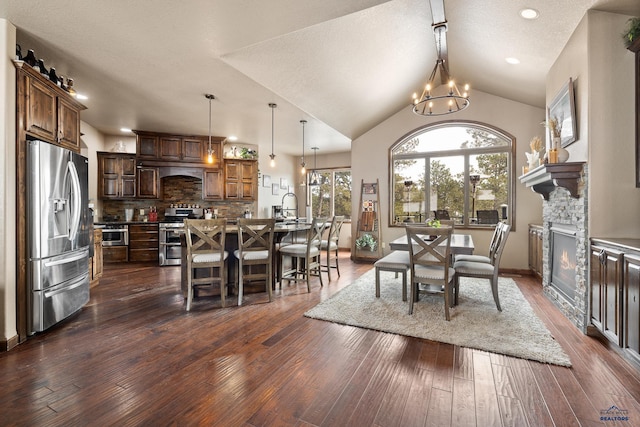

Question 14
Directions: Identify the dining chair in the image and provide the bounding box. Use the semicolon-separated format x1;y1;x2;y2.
455;221;503;264
320;215;345;281
476;209;500;225
434;209;450;220
374;250;410;301
453;222;511;311
406;225;455;320
184;219;228;311
278;218;326;292
234;218;275;306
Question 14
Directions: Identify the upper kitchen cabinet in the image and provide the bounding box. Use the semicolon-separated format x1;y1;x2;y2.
133;131;222;166
97;152;136;199
15;61;86;152
225;160;257;201
137;167;160;199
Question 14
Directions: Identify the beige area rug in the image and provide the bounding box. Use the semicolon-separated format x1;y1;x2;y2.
304;269;571;367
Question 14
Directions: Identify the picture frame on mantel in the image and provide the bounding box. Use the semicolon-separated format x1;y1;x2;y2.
548;78;578;148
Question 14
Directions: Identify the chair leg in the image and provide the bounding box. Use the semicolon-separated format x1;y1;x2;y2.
401;271;407;302
375;268;380;298
220;263;226;308
335;249;340;277
186;265;193;311
454;275;460;306
491;277;502;311
317;255;324;288
326;248;332;282
408;280;415;315
237;259;244;306
444;283;450;321
266;261;273;302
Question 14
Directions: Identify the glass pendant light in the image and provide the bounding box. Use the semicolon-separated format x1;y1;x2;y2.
205;94;216;164
269;103;277;167
300;120;307;174
309;147;321;186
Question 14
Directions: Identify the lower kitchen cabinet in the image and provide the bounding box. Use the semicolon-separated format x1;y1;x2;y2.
103;246;128;263
590;238;640;364
129;223;159;262
90;228;103;287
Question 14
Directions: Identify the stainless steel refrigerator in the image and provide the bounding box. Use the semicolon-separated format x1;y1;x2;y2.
27;139;91;335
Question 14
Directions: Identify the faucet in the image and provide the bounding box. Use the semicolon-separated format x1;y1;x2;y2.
281;192;299;219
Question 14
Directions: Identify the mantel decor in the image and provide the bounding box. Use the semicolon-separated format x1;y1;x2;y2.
519;162;586;200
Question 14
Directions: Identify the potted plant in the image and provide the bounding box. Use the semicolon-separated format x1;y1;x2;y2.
355;233;377;251
623;17;640;48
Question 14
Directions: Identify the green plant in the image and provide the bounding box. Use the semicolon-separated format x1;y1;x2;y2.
623;17;640;47
426;218;441;228
355;233;377;251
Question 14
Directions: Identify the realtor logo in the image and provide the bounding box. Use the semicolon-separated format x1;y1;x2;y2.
600;405;629;422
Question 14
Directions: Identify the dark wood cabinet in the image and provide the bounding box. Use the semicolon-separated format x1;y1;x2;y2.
183;138;204;162
203;169;223;200
16;61;85;152
128;224;159;262
590;243;624;345
137;167;160;199
528;224;543;279
90;229;103;288
136;134;160;159
103;246;128;263
98;152;136;199
224;160;257;200
159;136;206;163
624;253;640;364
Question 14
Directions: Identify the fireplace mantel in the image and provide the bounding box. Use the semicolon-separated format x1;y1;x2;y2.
519;162;586;200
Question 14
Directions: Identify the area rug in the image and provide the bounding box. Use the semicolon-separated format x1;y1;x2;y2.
304;269;571;367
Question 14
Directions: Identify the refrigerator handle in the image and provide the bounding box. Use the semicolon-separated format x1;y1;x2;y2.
67;160;82;242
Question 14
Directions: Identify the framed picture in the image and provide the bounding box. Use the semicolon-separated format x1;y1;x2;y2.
363;183;377;195
280;178;288;189
262;175;271;188
272;183;279;195
548;77;577;148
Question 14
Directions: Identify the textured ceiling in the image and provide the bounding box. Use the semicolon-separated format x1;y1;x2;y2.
2;0;639;155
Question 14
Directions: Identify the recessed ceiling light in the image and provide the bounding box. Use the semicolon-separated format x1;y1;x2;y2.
505;57;520;65
520;8;539;19
120;128;132;133
76;93;88;100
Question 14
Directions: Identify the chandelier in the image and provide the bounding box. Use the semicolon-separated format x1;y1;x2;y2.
412;23;470;116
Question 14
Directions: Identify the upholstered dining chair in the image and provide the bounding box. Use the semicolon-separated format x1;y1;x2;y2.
234;218;275;306
184;219;228;311
278;218;326;292
453;222;511;311
406;225;455;320
320;215;345;281
455;221;503;264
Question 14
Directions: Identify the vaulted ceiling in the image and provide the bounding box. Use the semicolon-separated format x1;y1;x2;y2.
2;0;639;155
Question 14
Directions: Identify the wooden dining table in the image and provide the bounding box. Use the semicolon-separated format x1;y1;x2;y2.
388;233;475;255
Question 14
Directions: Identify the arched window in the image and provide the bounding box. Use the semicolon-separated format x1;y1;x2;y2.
389;121;515;228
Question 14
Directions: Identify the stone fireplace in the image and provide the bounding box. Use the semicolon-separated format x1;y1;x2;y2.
541;165;589;332
520;162;589;332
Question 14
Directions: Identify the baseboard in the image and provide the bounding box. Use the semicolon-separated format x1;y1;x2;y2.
500;268;537;277
1;334;20;351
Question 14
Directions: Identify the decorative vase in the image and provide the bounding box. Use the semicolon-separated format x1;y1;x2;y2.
553;137;569;163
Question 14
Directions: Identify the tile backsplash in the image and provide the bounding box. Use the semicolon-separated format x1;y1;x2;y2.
100;175;255;221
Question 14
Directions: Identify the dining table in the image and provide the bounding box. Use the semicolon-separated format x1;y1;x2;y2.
388;233;475;255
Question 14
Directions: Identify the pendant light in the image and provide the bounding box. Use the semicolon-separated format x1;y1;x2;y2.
205;94;216;164
300;120;307;174
309;147;321;186
268;103;277;167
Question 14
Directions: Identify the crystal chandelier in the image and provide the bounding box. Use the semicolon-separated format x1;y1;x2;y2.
411;23;470;116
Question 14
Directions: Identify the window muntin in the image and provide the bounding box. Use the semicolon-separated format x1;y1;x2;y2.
390;123;513;228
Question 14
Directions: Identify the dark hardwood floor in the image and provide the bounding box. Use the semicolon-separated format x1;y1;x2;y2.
2;252;640;426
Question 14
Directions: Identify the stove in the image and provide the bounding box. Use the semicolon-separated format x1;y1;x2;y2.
159;207;204;266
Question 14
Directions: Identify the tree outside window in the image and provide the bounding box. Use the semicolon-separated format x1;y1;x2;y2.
309;169;351;220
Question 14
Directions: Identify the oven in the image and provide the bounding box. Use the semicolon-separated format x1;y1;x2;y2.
158;207;203;266
159;223;185;266
96;224;129;246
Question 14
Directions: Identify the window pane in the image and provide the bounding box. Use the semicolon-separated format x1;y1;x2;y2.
393;158;425;223
309;172;332;219
392;126;509;155
334;171;352;219
470;153;508;224
429;156;464;223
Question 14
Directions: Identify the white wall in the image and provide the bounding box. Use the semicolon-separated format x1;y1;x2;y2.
351;89;545;269
0;19;17;345
257;151;298;219
80;122;109;218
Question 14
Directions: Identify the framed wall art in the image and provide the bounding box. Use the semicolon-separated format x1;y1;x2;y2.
262;175;271;188
548;77;578;148
272;183;279;195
